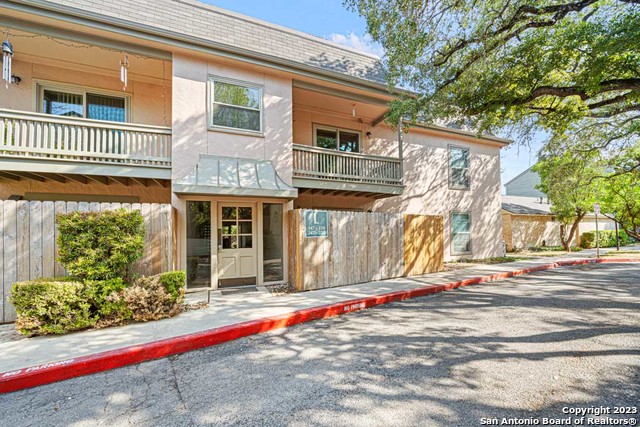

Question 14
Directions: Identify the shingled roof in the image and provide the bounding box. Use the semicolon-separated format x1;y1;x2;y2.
502;196;552;216
35;0;387;84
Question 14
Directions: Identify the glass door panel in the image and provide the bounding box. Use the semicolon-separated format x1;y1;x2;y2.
186;201;211;288
262;203;283;282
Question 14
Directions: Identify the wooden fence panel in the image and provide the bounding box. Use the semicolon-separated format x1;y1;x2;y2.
289;209;444;292
0;201;174;323
404;214;444;276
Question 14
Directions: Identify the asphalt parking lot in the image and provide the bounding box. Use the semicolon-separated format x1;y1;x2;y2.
1;262;639;427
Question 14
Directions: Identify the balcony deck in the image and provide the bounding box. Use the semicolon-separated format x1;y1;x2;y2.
0;109;171;183
292;144;403;197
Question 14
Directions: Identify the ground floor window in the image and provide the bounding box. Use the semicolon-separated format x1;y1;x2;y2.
263;203;284;282
451;212;472;254
186;201;212;288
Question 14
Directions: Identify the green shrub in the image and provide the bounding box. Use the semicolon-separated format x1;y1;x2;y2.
83;278;132;327
123;274;184;322
56;209;145;281
580;230;629;249
158;271;186;303
11;280;95;336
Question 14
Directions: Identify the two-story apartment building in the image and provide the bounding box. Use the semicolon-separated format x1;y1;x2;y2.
0;0;509;290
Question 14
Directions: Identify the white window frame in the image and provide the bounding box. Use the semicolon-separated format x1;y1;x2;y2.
448;145;470;190
451;212;472;255
35;80;131;122
313;124;361;152
208;76;264;135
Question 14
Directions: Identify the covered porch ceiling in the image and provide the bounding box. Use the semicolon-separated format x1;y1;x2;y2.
292;81;391;127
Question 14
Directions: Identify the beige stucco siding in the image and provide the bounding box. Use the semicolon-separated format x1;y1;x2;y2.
372;128;503;260
2;59;171;127
171;53;293;183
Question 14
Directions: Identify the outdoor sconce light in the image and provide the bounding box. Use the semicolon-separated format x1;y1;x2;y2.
10;75;20;85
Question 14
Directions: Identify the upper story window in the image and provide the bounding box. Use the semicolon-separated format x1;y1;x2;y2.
313;124;360;153
449;146;470;189
38;82;128;122
209;77;262;133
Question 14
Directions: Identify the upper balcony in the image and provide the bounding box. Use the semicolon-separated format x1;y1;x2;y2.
291;82;404;198
0;25;172;186
292;144;403;197
0;109;171;182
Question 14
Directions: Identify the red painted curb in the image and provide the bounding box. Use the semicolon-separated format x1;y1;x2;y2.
1;257;638;393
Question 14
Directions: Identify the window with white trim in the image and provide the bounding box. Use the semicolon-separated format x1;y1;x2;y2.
449;146;470;189
313;124;360;153
451;212;472;254
38;83;128;122
209;77;262;132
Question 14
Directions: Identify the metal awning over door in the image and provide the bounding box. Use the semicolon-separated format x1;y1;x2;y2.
173;155;298;199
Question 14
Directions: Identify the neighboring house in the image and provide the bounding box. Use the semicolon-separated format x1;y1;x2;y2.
0;0;509;291
501;195;571;250
504;166;545;198
502;172;617;250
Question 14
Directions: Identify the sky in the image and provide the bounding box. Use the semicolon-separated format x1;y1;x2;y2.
203;0;542;191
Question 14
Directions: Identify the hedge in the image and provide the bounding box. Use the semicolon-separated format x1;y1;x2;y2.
580;230;629;249
56;209;145;281
11;272;186;336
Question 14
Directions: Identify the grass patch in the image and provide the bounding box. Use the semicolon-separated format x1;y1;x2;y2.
602;250;640;257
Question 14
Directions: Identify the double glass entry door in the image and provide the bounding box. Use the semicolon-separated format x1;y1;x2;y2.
186;201;284;289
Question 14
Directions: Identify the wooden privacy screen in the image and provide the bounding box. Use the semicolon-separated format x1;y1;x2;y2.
0;201;174;323
404;214;444;276
288;209;443;292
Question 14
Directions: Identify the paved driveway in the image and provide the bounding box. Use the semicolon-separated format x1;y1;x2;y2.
1;263;639;427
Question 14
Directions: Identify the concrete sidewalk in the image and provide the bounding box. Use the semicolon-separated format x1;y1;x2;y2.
0;248;638;392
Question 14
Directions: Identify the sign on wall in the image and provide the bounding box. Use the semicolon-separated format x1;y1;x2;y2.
305;210;329;238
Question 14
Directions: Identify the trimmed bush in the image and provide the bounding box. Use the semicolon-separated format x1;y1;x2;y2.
11;280;95;336
83;278;132;327
158;271;186;303
580;230;629;249
56;209;145;281
123;274;184;322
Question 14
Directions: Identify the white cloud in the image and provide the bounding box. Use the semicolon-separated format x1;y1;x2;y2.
326;32;384;58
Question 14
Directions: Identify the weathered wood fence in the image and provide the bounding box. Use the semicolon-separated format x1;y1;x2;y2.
0;201;174;323
288;209;443;291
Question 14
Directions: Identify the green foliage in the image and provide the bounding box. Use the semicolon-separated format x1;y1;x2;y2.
158;271;186;303
83;278;131;325
533;152;602;250
11;272;185;335
529;245;583;252
347;0;639;158
600;167;640;241
56;209;145;281
580;230;629;249
11;280;95;336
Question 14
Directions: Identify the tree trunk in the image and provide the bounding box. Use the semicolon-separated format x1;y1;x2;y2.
560;213;585;251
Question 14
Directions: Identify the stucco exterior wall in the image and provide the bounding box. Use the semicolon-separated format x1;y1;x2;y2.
372;128;503;260
2;59;171;127
171;53;293;183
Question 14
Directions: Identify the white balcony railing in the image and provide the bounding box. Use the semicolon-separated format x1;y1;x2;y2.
0;109;171;167
292;144;402;186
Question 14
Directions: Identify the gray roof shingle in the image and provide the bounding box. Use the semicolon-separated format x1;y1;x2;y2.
501;196;552;215
38;0;388;84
